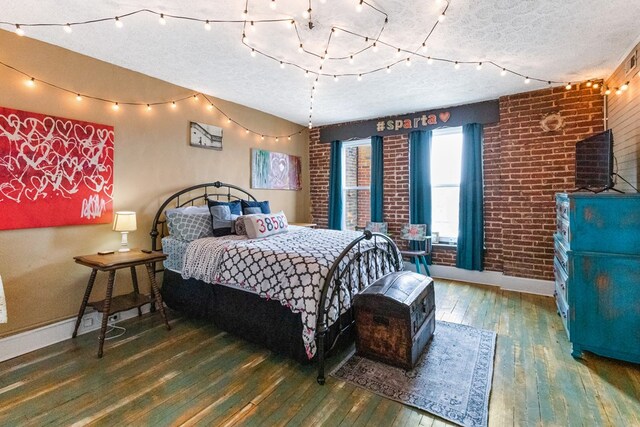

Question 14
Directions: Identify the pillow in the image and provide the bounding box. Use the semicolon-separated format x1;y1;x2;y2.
244;211;289;239
208;199;242;216
165;208;213;241
241;200;271;215
208;204;239;237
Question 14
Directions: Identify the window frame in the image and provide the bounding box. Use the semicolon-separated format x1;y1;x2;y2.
430;126;463;244
341;138;371;230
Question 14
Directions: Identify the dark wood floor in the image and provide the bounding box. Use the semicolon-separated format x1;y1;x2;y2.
1;280;639;426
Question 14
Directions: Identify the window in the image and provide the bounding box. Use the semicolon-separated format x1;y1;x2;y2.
431;127;463;243
342;139;371;230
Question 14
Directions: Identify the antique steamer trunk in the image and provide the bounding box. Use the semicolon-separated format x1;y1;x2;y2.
354;271;435;370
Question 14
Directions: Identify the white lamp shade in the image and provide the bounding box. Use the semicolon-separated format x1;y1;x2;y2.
113;211;137;232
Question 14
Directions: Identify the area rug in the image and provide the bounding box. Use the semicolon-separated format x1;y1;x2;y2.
331;321;496;427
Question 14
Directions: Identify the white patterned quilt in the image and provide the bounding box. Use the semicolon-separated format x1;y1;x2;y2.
181;227;397;359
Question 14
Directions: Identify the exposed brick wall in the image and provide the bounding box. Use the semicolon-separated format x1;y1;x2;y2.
309;84;604;280
357;146;371;228
309;128;329;228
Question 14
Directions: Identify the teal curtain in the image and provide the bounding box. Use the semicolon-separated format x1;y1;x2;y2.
328;140;343;230
409;130;432;251
370;136;384;222
457;123;484;270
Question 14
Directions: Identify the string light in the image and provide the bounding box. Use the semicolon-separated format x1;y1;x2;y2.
605;88;611;95
438;12;446;22
565;83;572;90
270;0;276;10
454;61;460;70
427;57;433;65
112;102;119;111
115;17;123;28
621;81;629;91
406;57;411;67
302;9;311;19
372;42;378;52
280;61;285;69
386;66;391;73
333;75;338;82
593;82;599;89
615;87;622;95
158;14;166;25
64;23;72;33
242;32;248;43
422;42;428;52
476;62;482;70
525;77;531;84
242;9;248;19
15;24;24;36
171;101;177;109
207;103;214;111
147;104;152;111
250;48;256;57
356;1;363;12
193;94;199;101
349;55;354;64
275;137;279;142
76;94;82;101
586;81;592;87
25;77;35;87
357;74;362;81
501;68;507;76
298;43;304;53
204;20;211;31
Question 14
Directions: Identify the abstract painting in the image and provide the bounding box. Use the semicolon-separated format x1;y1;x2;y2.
251;148;301;190
0;107;114;230
190;121;223;150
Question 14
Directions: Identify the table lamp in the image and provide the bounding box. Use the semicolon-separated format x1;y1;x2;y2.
113;211;137;252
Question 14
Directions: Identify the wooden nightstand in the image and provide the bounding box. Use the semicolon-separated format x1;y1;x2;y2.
290;222;317;228
72;250;171;357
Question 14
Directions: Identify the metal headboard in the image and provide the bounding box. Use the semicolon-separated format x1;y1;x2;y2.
150;181;257;251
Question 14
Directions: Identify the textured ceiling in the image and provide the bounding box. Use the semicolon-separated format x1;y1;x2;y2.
1;0;639;126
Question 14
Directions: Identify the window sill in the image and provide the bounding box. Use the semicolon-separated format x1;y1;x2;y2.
432;242;457;249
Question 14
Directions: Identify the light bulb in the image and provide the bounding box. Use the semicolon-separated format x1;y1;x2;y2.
621;82;629;91
242;33;248;43
245;129;250;134
227;118;231;123
280;61;285;69
112;102;119;111
147;104;152;111
615;88;622;95
242;9;248;19
406;57;411;67
207;104;214;111
356;1;363;12
500;68;507;76
115;17;123;28
334;75;338;82
159;14;166;25
276;137;279;142
422;43;428;52
372;42;378;52
261;135;265;140
25;77;35;87
64;23;72;33
204;20;211;31
76;94;82;101
250;21;255;31
302;9;310;19
288;136;291;141
454;61;460;70
396;48;401;57
332;28;338;37
298;44;304;53
305;70;309;78
387;66;391;74
171;101;177;109
605;88;611;95
308;122;312;129
586;81;592;87
593;82;599;89
438;13;446;22
476;62;482;70
427;57;433;65
250;48;256;57
193;94;199;101
288;20;294;29
270;0;276;10
15;24;24;36
357;74;362;81
349;55;354;64
565;83;572;90
525;77;531;84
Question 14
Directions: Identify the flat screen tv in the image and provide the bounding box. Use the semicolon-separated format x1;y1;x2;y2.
575;129;613;191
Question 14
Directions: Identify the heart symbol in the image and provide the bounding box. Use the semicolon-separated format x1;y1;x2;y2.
439;112;451;123
0;178;25;202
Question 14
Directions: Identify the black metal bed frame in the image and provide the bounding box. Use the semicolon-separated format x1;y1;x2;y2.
150;181;402;385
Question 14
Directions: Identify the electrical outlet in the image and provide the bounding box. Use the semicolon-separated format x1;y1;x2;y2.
83;317;94;328
108;314;119;323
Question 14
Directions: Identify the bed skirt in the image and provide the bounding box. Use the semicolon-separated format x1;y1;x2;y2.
160;269;353;363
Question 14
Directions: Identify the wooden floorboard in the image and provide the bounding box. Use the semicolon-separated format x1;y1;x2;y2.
1;280;639;426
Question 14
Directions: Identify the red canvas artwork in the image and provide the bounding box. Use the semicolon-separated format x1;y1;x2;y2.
0;107;114;230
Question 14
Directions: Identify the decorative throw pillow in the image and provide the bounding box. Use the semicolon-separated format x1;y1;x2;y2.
241;200;271;215
208;199;242;216
244;211;289;239
165;206;213;241
208;204;236;237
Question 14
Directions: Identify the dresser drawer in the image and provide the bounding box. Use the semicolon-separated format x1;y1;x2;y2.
554;234;569;272
554;288;570;338
556;215;570;244
556;196;570;221
553;257;568;301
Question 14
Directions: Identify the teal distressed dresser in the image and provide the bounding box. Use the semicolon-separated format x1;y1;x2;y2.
554;193;640;363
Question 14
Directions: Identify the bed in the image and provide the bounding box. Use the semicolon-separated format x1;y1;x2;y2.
151;182;402;384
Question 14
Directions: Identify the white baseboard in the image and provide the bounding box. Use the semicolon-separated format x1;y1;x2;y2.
404;262;554;296
0;305;150;363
